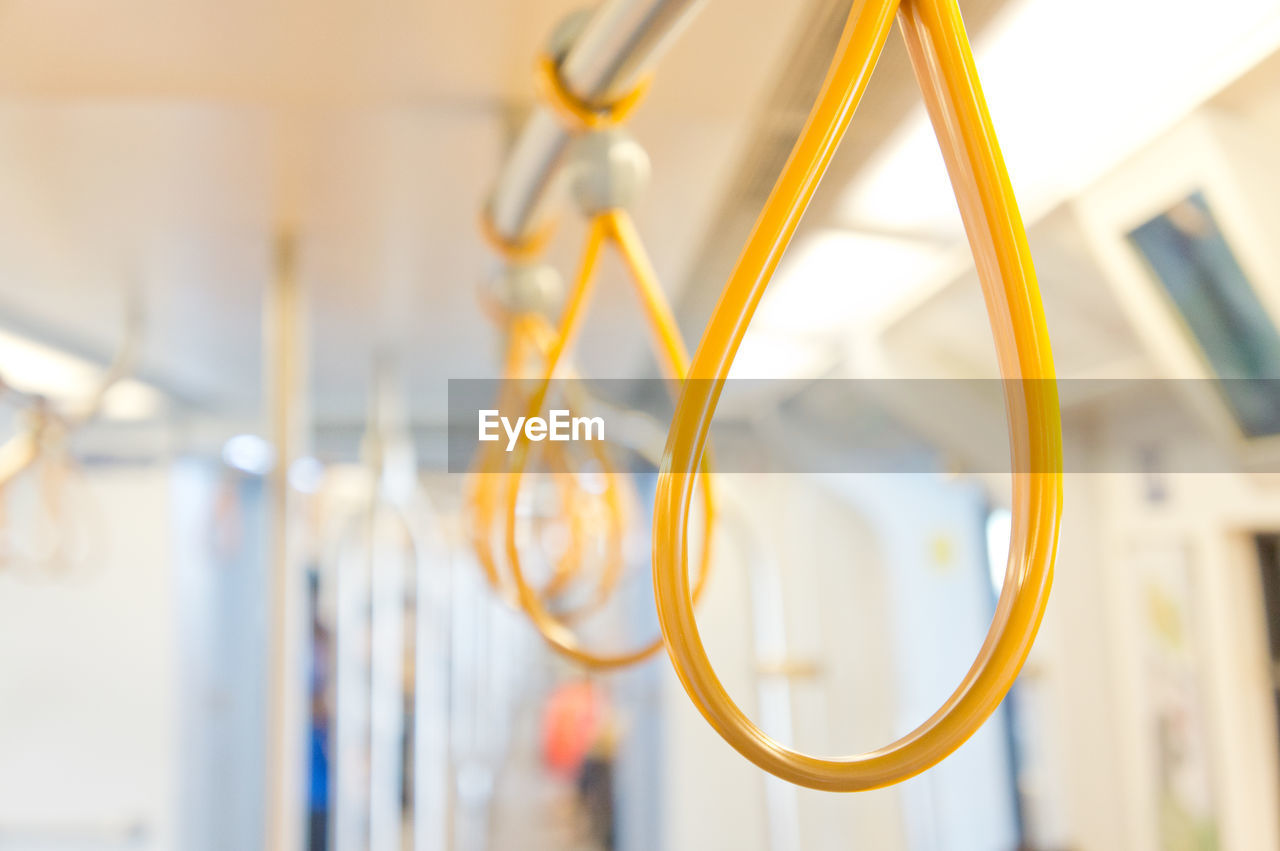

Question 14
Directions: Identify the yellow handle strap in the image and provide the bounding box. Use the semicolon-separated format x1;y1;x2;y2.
534;54;651;133
471;38;655;613
503;210;716;669
466;313;541;596
540;450;590;599
547;381;631;621
466;312;627;615
469;434;598;603
652;0;1062;790
478;207;556;266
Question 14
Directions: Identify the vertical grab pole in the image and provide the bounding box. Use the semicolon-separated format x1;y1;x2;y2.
264;230;310;851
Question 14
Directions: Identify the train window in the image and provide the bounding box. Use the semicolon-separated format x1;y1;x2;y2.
1127;191;1280;437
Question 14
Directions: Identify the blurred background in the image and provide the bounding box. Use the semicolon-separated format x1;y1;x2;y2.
2;0;1280;849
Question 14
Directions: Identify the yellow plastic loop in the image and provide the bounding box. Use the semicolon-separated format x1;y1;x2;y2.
503;210;716;669
473;161;629;614
478;206;557;265
466;311;626;616
534;54;651;133
652;0;1063;791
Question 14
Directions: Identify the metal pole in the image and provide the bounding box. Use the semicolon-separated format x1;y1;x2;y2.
264;230;309;851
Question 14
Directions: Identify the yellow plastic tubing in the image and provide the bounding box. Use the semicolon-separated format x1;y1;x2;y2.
503;209;716;669
466;311;626;612
652;0;1063;790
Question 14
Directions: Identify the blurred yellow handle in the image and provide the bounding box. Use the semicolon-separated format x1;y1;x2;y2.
502;210;717;669
466;312;626;613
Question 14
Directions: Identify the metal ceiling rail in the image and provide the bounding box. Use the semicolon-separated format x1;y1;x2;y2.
485;0;708;247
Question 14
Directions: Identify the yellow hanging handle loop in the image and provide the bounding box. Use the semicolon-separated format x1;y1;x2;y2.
477;208;557;266
466;311;627;616
503;209;716;669
467;314;560;595
475;50;649;263
534;54;651;133
652;0;1063;791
